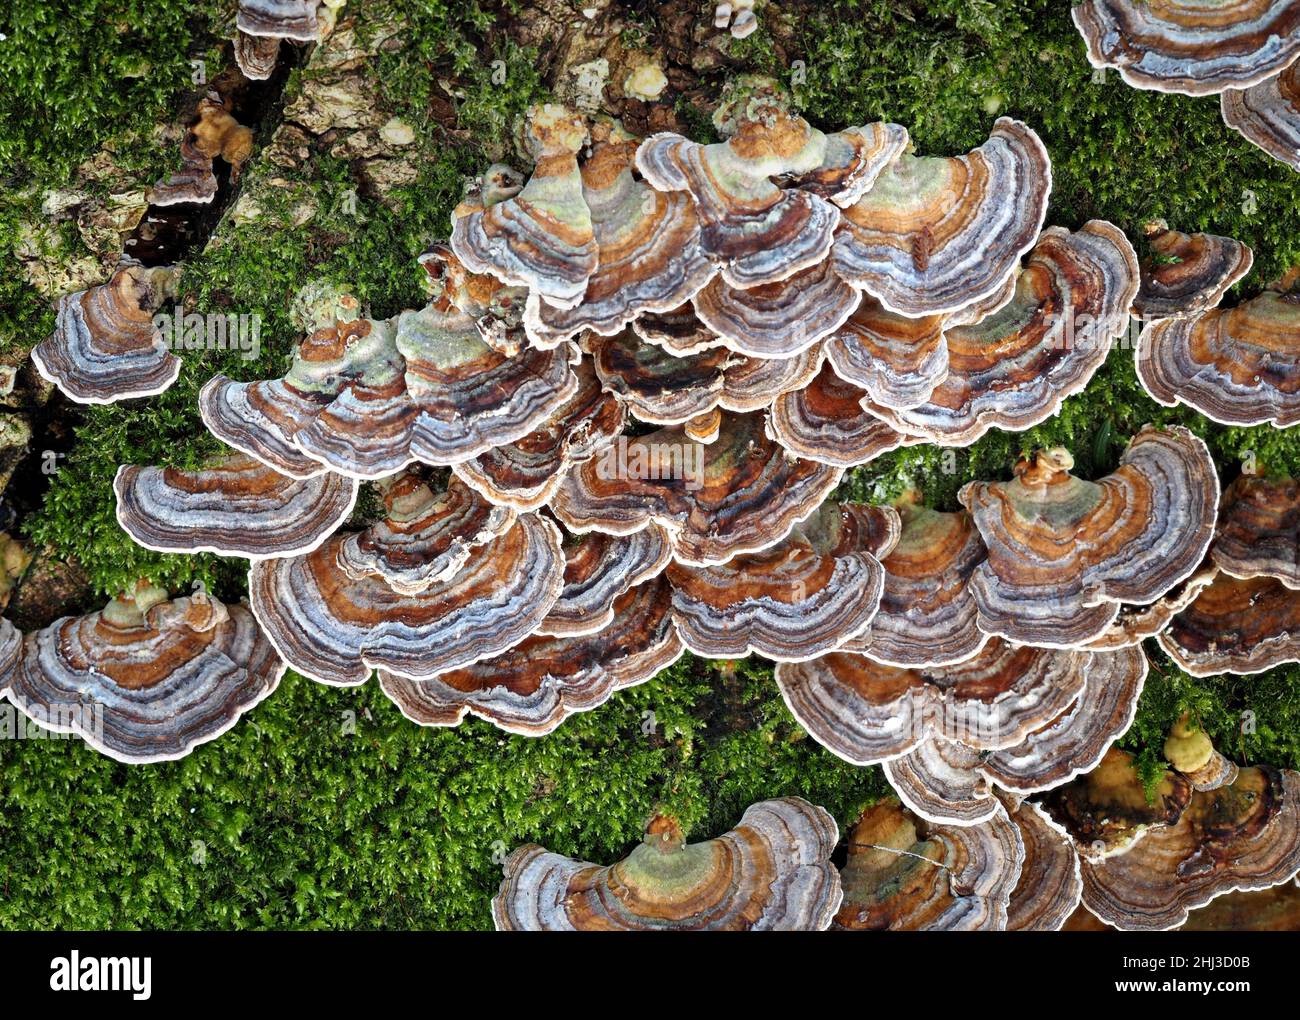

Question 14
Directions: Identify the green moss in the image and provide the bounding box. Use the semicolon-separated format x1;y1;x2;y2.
7;0;1300;930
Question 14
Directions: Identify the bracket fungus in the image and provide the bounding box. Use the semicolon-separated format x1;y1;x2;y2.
862;222;1139;446
32;262;181;405
1136;270;1300;427
665;501;899;661
831;119;1051;319
396;285;580;467
1005;798;1083;932
451;358;624;512
1222;62;1300;171
834;797;1024;931
769;364;920;467
452;105;597;310
200;306;399;480
777;642;1147;824
334;473;516;595
537;525;673;638
149;94;253;206
636;82;840;291
0;616;20;695
691;261;859;359
824;299;950;411
1041;748;1193;859
247;512;564;686
588;329;822;426
5;585;284;763
1213;475;1300;587
1044;751;1300;930
377;574;681;736
1159;573;1300;676
1133;221;1254;321
552;410;843;566
521;121;713;346
632;303;728;358
961;427;1219;648
845;496;989;669
492;798;843;930
114;453;358;560
235;0;325;79
1072;0;1300;96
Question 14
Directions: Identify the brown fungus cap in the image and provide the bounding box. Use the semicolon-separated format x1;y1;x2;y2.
1040;748;1194;860
451;105;597;310
1222;61;1300;171
777;639;1098;769
788;121;911;208
451;358;624;512
247;513;564;687
113;453;359;560
824;299;950;411
691;260;860;360
1212;474;1300;588
1004;797;1083;932
492;797;842;930
844;498;989;669
522;123;714;345
863;222;1139;446
5;585;284;763
1159;573;1300;677
961;427;1219;648
834;797;1024;931
1133;221;1254;322
636;82;840;291
536;525;674;638
1136;276;1300;427
769;364;921;468
335;473;516;595
665;501;899;661
1072;0;1300;96
149;95;253;206
32;262;181;405
552;410;843;567
832;119;1051;319
236;0;322;41
377;574;681;737
1071;763;1300;930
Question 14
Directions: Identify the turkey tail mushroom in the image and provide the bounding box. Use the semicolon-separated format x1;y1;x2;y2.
32;263;181;405
377;574;681;736
492;797;842;930
1072;0;1300;96
551;410;843;566
862;221;1139;446
113;453;358;560
834;797;1024;931
1213;475;1300;587
1133;221;1253;321
247;513;564;686
1222;62;1300;171
1159;573;1300;676
5;584;283;763
961;427;1219;648
831;118;1051;319
1136;270;1300;427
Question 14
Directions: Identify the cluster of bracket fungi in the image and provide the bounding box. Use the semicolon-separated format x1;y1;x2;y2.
1075;0;1300;173
7;2;1300;929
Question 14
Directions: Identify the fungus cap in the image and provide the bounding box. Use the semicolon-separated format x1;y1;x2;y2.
6;587;283;763
113;454;358;560
961;427;1219;648
832;119;1051;319
492;797;842;930
1133;221;1254;321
